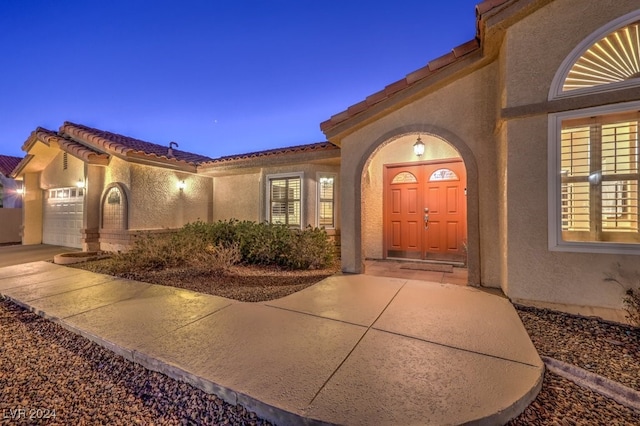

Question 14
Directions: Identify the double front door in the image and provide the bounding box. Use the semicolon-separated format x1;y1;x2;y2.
384;160;467;263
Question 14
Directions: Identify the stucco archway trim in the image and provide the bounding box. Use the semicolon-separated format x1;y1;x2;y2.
343;124;480;285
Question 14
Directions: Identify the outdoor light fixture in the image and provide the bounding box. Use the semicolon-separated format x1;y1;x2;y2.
15;187;24;195
76;179;86;188
177;180;186;191
413;136;425;157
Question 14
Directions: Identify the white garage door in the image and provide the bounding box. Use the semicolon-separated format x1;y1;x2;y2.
43;187;84;248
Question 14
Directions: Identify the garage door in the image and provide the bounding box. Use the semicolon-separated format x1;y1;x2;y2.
43;187;84;248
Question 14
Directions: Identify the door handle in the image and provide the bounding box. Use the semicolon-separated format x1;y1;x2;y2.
424;208;429;229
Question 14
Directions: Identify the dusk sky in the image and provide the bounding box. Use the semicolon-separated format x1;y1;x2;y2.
1;0;480;159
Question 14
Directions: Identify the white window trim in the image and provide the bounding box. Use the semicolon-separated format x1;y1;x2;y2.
548;100;640;255
316;172;337;229
265;172;304;228
548;9;640;101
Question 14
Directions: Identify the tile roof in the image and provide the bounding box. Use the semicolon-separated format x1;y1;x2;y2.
60;122;214;166
202;141;340;166
0;155;22;177
319;0;512;134
25;127;109;164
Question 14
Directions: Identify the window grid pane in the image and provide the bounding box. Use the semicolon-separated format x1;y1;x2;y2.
562;182;591;231
270;177;301;226
602;180;638;231
318;176;335;228
561;127;591;177
602;122;638;175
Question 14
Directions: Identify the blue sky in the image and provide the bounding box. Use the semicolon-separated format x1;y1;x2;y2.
0;0;480;159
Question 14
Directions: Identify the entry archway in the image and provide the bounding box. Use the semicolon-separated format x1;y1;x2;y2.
352;124;480;285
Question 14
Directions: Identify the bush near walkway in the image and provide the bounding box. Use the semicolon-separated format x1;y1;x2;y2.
180;220;335;270
105;220;335;275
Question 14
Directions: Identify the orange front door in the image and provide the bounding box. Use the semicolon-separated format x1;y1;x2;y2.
384;160;467;262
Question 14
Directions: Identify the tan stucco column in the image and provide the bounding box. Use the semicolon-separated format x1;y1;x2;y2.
21;172;43;245
340;141;365;274
82;164;105;251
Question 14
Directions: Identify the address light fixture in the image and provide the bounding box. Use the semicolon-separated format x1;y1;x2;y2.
413;136;425;157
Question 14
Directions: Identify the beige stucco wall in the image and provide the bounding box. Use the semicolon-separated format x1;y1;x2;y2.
212;163;340;230
0;208;21;243
497;0;640;311
213;173;261;222
340;62;500;286
21;172;43;245
362;134;460;259
40;151;85;189
104;157;213;230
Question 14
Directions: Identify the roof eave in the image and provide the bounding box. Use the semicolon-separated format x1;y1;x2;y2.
10;154;34;178
199;145;341;175
125;151;199;173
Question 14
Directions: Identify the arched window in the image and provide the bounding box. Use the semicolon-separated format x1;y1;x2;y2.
391;171;418;184
101;183;128;230
429;168;459;182
550;11;640;98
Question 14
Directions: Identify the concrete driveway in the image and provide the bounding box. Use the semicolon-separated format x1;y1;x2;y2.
0;244;78;268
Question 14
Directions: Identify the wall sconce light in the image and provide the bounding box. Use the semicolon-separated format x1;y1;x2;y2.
76;179;86;188
16;187;24;195
413;136;425;157
177;180;186;191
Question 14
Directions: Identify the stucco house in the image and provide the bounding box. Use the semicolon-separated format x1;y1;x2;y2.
0;155;23;244
7;0;640;319
11;122;340;252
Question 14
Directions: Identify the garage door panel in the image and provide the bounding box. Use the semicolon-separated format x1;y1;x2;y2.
43;187;84;249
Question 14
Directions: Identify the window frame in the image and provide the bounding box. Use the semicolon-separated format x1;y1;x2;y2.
265;172;304;228
316;172;337;229
548;100;640;254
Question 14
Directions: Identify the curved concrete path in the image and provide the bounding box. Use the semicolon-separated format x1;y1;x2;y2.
0;260;543;425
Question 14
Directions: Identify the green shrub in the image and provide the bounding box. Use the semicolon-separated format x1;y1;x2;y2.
108;220;335;273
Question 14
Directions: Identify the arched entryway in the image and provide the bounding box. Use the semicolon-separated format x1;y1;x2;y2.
346;124;480;286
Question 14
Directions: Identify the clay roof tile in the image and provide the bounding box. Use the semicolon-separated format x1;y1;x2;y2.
0;155;22;177
60;122;214;166
202;141;339;166
428;51;458;71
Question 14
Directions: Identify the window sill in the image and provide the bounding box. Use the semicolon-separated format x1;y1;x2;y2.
549;241;640;255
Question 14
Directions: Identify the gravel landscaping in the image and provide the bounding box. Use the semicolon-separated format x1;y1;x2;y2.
2;261;639;424
509;306;640;425
0;298;271;425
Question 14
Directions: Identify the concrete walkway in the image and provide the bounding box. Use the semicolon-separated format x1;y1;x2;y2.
0;261;543;425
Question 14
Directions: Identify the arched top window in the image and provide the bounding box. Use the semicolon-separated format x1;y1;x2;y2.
429;168;459;182
550;11;640;99
391;171;418;184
